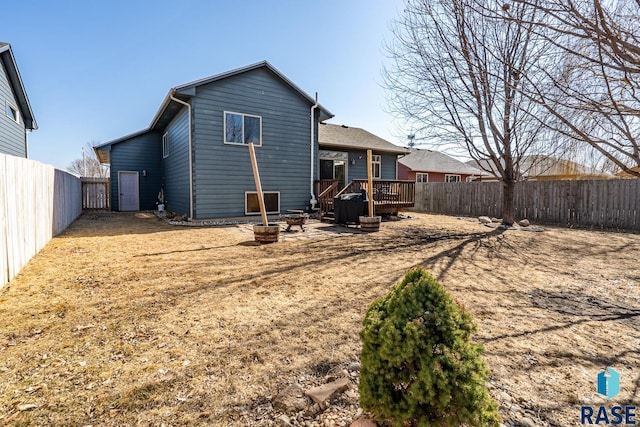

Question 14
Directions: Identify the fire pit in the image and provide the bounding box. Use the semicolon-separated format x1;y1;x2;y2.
284;213;308;232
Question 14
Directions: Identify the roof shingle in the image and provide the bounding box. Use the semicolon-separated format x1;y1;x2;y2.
318;123;408;154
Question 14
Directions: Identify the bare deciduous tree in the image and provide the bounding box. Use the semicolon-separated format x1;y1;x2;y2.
502;0;640;175
67;141;109;178
385;0;551;225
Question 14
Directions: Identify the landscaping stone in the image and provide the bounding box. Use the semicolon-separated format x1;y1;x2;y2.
518;219;530;227
305;377;350;407
347;362;361;372
479;216;492;224
276;414;293;427
274;384;310;412
350;415;377;427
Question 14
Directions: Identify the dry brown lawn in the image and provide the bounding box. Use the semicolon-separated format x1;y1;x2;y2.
0;212;639;426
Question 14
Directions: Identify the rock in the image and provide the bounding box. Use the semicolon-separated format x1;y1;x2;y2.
276;414;293;427
347;362;361;372
496;390;512;404
17;404;37;411
518;219;530;227
304;403;322;417
274;384;310;412
305;377;350;407
519;416;536;427
350;416;377;427
478;216;492;224
344;389;359;400
326;369;349;381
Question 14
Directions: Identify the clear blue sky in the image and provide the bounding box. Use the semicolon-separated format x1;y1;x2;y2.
3;0;407;170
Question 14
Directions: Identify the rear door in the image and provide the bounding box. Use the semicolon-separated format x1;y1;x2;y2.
118;171;139;211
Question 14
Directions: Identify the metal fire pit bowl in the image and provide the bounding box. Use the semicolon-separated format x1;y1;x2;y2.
284;213;308;232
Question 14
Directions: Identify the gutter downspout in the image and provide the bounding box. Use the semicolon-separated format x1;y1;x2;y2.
24;129;29;158
310;92;319;210
169;91;194;220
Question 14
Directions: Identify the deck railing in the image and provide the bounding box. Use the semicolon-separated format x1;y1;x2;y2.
347;180;415;211
316;179;415;216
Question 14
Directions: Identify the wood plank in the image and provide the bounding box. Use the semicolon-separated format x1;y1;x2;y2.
1;153;82;288
0;154;7;287
414;178;640;231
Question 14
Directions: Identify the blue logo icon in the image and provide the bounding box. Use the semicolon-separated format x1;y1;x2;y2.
597;367;620;400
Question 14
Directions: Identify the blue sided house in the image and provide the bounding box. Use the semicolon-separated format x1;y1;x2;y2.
0;42;37;158
95;61;333;219
95;61;414;220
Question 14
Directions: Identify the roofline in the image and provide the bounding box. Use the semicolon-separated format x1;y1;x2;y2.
174;60;333;118
319;142;409;155
94;128;153;150
149;92;174;130
0;43;37;130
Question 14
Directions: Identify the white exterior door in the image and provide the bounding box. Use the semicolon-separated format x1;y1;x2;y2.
118;171;139;211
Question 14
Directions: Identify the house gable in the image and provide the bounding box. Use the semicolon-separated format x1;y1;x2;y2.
96;61;332;219
0;43;36;158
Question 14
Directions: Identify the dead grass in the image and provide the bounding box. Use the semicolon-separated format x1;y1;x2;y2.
0;211;639;426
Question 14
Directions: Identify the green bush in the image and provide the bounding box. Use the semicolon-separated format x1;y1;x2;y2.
358;267;500;427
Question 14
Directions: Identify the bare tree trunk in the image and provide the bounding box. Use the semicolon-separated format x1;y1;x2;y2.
502;180;516;226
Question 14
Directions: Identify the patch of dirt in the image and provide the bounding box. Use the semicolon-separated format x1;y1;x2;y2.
0;211;639;426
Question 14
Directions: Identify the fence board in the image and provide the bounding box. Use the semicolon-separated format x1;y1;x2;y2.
1;153;82;288
415;179;640;230
81;178;110;210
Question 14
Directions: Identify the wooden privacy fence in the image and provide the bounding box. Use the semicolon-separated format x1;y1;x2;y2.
82;177;110;210
1;153;82;287
415;179;640;230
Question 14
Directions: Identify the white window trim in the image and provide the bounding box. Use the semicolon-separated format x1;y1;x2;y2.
224;111;263;146
5;100;20;124
245;191;280;215
162;132;169;158
445;174;461;182
416;172;429;183
372;154;381;179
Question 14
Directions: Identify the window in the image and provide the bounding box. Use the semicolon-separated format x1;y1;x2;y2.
245;191;280;215
224;111;262;146
416;173;429;183
5;101;19;124
371;154;381;179
162;132;169;158
445;174;461;182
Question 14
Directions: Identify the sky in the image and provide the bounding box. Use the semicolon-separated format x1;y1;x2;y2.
2;0;409;171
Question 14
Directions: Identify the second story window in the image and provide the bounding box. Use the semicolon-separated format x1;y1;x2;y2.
224;111;262;146
162;132;169;158
5;101;19;124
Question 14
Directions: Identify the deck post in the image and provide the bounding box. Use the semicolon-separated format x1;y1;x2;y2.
248;143;269;226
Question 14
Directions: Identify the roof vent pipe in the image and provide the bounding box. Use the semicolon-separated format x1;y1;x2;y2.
309;92;319;210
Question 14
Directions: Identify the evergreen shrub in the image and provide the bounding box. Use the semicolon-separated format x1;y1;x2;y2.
358;267;500;426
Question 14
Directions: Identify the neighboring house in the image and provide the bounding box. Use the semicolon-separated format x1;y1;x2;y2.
95;61;333;219
617;166;640;178
0;42;37;158
398;149;486;183
317;123;409;189
468;155;610;181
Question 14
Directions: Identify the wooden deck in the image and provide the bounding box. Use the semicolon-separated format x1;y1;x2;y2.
315;179;415;219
